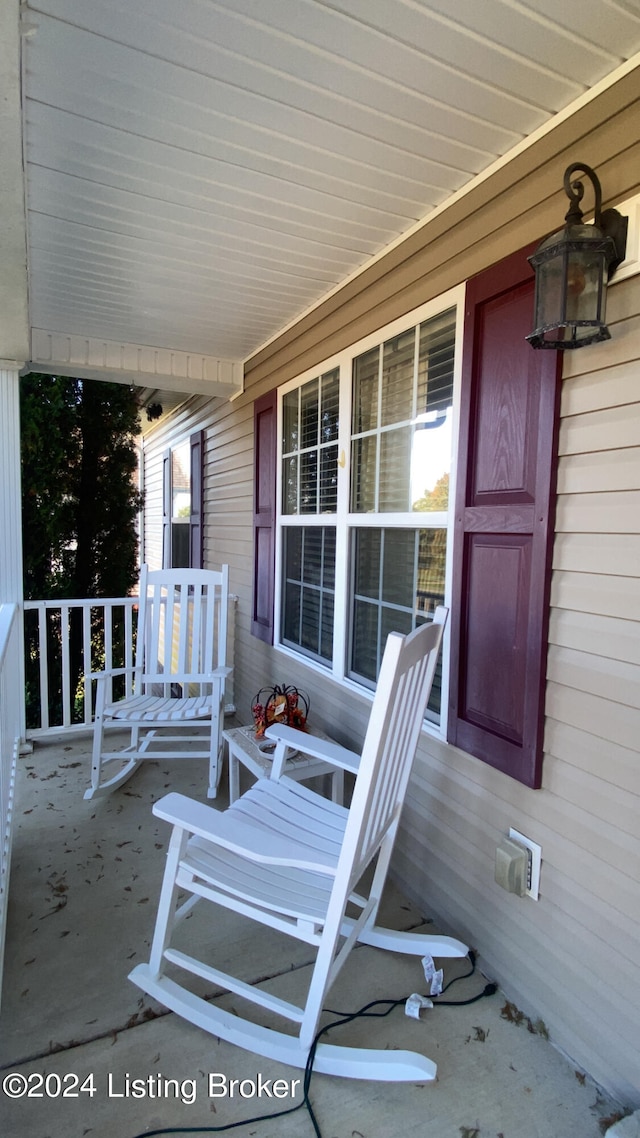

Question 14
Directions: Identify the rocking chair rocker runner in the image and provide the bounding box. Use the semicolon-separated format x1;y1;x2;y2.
130;608;468;1081
85;566;231;801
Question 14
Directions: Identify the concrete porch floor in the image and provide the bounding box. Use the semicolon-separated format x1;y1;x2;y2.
0;733;627;1138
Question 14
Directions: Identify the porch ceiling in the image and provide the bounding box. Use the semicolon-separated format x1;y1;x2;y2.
19;0;640;394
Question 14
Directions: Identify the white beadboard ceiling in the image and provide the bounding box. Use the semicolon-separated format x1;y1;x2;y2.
21;0;640;380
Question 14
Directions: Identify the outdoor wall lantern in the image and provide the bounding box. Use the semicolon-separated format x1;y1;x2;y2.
526;162;628;349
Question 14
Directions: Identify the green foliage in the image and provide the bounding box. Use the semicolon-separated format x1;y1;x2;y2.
21;374;143;600
413;471;449;512
21;374;144;727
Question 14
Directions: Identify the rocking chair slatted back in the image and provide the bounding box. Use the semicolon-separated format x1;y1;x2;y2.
340;609;445;887
140;567;228;691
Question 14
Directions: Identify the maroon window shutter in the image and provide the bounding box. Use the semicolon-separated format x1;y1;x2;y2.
252;390;277;643
189;429;204;569
448;247;562;788
162;448;171;569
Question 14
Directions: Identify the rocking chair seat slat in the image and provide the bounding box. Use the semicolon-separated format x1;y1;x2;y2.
182;838;334;922
105;695;212;721
176;778;351;918
154;790;342;873
231;779;347;855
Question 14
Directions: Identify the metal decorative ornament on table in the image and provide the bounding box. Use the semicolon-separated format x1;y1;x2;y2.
222;724;346;803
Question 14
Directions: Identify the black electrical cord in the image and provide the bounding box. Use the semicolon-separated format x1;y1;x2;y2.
128;952;496;1138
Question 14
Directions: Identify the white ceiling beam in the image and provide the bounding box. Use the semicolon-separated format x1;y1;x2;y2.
28;330;243;399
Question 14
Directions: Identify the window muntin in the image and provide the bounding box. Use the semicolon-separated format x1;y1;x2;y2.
277;296;459;723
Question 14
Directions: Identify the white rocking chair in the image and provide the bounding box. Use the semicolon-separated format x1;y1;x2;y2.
85;566;231;801
130;608;468;1081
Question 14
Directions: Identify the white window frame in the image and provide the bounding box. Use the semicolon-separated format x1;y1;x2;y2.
273;284;465;737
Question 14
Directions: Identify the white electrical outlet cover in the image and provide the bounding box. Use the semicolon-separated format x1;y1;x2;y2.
509;828;542;900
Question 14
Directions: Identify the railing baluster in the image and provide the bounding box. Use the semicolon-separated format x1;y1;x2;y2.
104;605;113;709
125;603;133;697
83;606;92;726
37;605;49;731
60;605;71;728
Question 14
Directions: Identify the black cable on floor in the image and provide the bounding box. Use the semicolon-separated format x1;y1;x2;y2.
128;951;496;1138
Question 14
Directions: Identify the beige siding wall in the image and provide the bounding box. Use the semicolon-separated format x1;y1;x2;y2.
153;81;640;1106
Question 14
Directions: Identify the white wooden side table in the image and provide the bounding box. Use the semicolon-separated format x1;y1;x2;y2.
223;724;345;804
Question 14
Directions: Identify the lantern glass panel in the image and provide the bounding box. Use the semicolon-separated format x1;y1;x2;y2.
566;249;606;325
536;253;565;329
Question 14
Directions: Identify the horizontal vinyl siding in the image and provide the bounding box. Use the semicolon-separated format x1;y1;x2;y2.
141;447;163;572
551;569;640;621
553;531;640;575
549;609;640;666
204;402;253;596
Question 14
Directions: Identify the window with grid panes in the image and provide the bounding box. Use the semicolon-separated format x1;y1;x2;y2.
278;303;458;721
280;369;339;662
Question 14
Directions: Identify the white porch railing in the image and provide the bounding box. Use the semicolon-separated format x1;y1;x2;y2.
23;593;237;738
23;597;140;737
1;603;21;1004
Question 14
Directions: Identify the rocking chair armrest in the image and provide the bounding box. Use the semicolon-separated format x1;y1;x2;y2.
140;668;231;685
265;724;360;774
153;792;338;875
86;666;138;682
